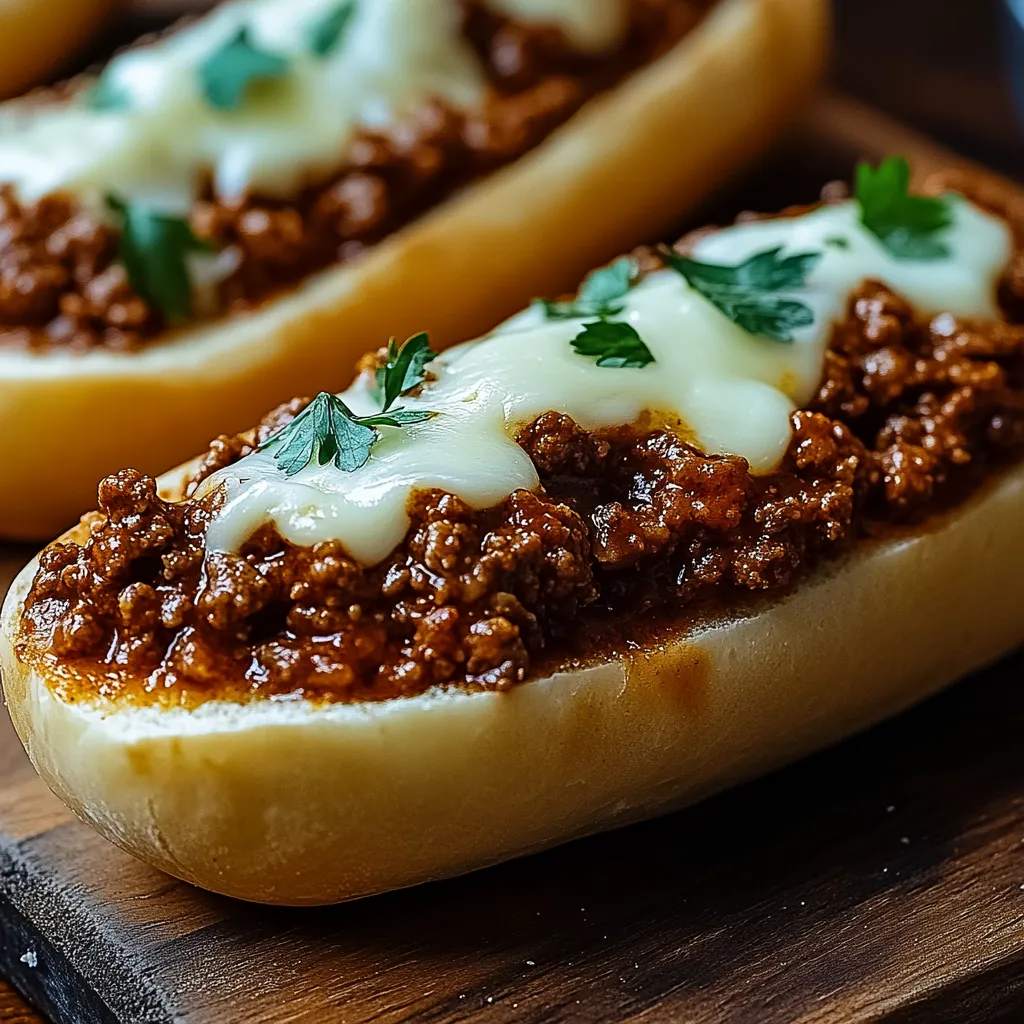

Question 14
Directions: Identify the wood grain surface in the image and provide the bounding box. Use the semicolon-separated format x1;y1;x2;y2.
3;98;1024;1024
0;987;37;1024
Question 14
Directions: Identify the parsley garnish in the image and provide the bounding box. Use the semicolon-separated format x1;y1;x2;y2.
536;258;652;368
855;156;952;261
259;393;432;474
570;320;654;368
199;26;289;111
307;1;357;57
659;244;819;343
106;195;209;323
372;332;435;406
538;257;638;320
87;69;131;111
261;334;437;475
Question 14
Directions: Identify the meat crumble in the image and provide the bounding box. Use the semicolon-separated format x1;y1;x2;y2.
18;176;1024;706
0;0;709;352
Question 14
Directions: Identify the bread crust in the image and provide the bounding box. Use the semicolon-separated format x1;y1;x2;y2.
0;0;827;540
0;0;116;100
4;452;1023;906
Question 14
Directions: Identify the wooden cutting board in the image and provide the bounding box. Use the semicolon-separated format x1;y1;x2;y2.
3;97;1024;1024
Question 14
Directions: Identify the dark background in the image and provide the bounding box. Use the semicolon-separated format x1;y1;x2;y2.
1;0;1022;1020
834;0;1024;172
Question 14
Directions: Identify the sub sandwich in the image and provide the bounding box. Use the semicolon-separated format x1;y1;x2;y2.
7;158;1023;906
0;0;826;539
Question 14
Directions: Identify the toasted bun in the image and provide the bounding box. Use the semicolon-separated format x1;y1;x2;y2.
4;453;1023;906
0;0;117;99
0;0;827;540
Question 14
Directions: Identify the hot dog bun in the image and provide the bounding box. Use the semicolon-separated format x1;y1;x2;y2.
0;0;827;541
4;452;1023;906
0;0;117;100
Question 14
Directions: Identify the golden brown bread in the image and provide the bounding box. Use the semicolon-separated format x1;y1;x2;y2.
0;0;117;100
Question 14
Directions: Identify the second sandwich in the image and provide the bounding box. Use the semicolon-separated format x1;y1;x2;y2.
0;0;826;538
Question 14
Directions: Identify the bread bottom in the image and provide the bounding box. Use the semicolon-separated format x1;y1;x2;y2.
3;458;1022;906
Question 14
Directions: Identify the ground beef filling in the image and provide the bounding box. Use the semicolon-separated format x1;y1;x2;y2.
21;259;1024;705
0;0;707;351
21;172;1024;703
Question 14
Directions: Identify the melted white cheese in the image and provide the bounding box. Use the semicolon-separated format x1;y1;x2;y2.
200;198;1012;565
0;0;624;211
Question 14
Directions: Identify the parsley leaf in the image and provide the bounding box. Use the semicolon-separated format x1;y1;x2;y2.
106;195;209;324
373;332;436;408
570;320;654;368
262;335;438;475
87;69;131;111
261;396;434;475
578;257;637;309
262;393;372;474
538;257;638;320
855;156;952;261
307;0;357;57
538;258;650;367
199;26;289;111
659;244;819;343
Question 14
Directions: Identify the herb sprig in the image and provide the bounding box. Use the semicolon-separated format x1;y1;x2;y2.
537;257;654;368
307;0;358;57
855;156;951;261
372;332;436;406
537;257;638;321
570;321;653;368
659;245;819;343
200;26;290;111
261;334;437;475
106;195;209;323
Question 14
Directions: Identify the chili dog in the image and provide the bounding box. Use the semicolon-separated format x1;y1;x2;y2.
4;160;1024;905
0;0;826;539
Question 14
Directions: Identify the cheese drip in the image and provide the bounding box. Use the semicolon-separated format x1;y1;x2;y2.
201;198;1012;565
0;0;627;211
